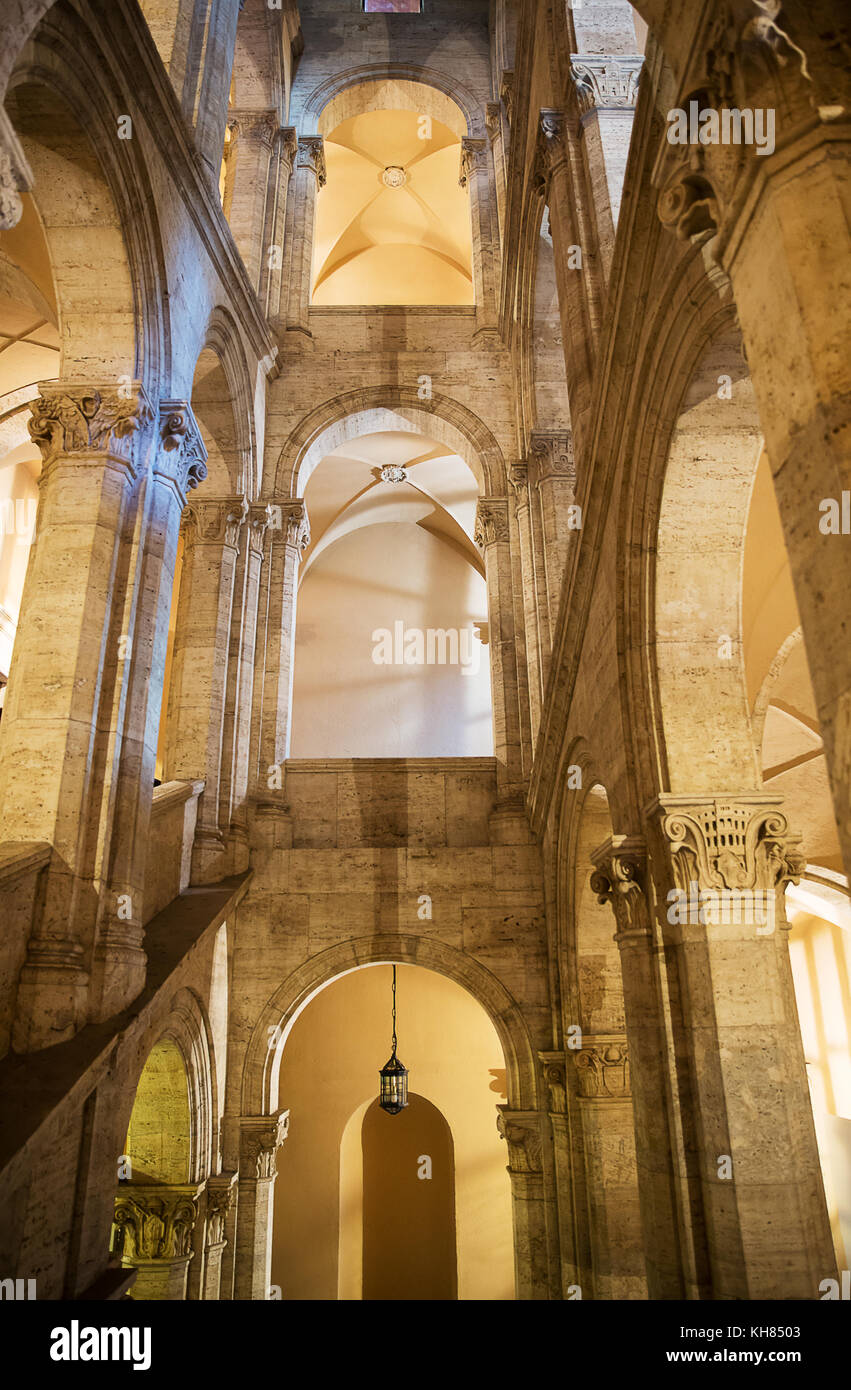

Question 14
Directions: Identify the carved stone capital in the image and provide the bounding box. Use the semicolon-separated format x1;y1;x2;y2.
474;497;510;550
570;55;643;114
571;1035;631;1100
248;502;275;557
183;495;249;548
459;138;487;189
278;126;298;170
508;461;529;508
539;1052;566;1115
228;108;280;148
590;835;650;944
112;1183;203;1262
239;1111;290;1180
267;498;310;555
296;136;326;188
157;401;209;502
528;430;575;485
28;383;154;472
204;1172;237;1247
496;1107;544;1172
485;102;502;142
649;795;805;926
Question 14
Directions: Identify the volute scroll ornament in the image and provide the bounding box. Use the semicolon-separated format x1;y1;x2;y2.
28;383;155;471
572;1037;631;1100
590;836;650;944
239;1110;290;1181
652;795;805;899
112;1184;202;1262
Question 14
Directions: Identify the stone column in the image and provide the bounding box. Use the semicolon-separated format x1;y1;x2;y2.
194;0;241;179
112;1182;203;1301
540;1053;584;1297
249;500;309;841
220;504;271;871
485;102;507;256
459;137;499;341
654;12;851;879
201;1171;237;1300
474;498;527;832
496;1108;553;1299
283;136;325;344
90;402;208;1021
529;430;577;637
162;494;247;884
570;1034;647;1299
535;111;603;460
508;462;544;745
589;836;689;1297
569;56;643;279
226;110;279;291
0;383;153;1050
647;794;836;1299
233;1111;289;1301
259;127;297;322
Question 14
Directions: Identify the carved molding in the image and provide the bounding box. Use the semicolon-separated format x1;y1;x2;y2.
572;1035;631;1100
590;835;650;943
204;1172;237;1247
474;497;510;549
296;136;326;188
528;430;575;484
650;794;805;897
539;1052;566;1115
158;401;209;501
570;55;643;114
183;495;249;548
496;1107;544;1172
112;1184;202;1261
239;1110;290;1180
459;137;487;189
28;384;154;470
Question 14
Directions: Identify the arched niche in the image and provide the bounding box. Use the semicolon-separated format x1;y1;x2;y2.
123;1037;192;1185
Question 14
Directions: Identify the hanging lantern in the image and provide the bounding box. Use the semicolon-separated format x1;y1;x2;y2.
379;965;408;1115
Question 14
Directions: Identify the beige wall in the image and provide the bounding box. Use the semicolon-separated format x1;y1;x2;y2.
272;962;514;1300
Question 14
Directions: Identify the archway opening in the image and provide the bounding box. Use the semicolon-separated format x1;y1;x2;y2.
270;962;513;1300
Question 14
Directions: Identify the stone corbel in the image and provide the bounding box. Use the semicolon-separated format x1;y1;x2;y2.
239;1110;290;1180
538;1052;567;1115
528;430;575;486
204;1171;238;1248
296;135;326;188
157;400;209;503
590;835;650;945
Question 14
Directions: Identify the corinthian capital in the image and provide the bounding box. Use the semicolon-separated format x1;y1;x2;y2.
228;108;279;148
474;497;510;550
239;1111;290;1180
28;382;154;471
570;56;643;114
528;430;575;483
650;794;805;900
571;1035;631;1100
204;1172;237;1247
183;495;249;548
296;136;326;187
459;138;488;189
590;835;650;944
112;1183;203;1261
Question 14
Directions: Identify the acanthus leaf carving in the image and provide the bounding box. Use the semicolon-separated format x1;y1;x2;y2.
570;56;643;114
28;384;154;470
112;1184;202;1261
590;836;650;943
474;497;510;550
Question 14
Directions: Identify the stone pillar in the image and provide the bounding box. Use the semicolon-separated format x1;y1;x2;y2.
570;56;643;279
540;1053;583;1297
201;1172;237;1300
508;462;544;744
485;102;507;256
249;500;309;839
459;137;499;340
233;1111;289;1301
529;430;577;637
0;383;153;1050
496;1108;553;1299
283;136;325;344
259;127;297;321
112;1183;203;1301
90;402;208;1021
654;11;851;879
226;110;279;290
535;111;603;460
589;836;689;1297
647;794;836;1299
570;1034;647;1299
162;494;247;884
474;498;526;830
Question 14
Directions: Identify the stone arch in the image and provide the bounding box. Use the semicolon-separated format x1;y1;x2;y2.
191;304;258;497
272;386;505;498
300;66;483;139
8;7;169;391
241;934;540;1117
